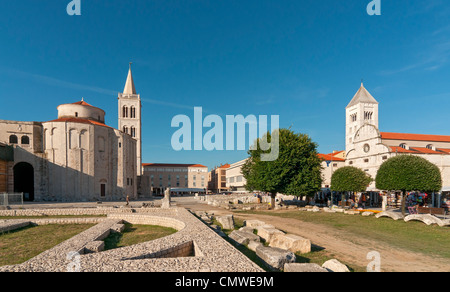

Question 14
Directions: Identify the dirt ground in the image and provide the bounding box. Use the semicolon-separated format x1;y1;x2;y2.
173;197;450;272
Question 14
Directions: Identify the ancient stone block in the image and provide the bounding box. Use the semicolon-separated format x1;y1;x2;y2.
256;245;296;271
322;259;350;272
229;230;260;245
269;233;311;254
244;220;267;228
284;263;328;272
257;226;284;243
216;215;234;230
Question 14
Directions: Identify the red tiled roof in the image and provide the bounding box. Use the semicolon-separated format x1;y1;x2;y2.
47;117;112;129
142;163;207;168
381;132;450;143
389;146;450;155
318;153;346;162
72;101;94;107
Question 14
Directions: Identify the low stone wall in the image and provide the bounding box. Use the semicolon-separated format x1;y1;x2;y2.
0;220;31;233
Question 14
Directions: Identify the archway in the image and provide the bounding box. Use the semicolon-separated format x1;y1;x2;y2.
14;162;34;201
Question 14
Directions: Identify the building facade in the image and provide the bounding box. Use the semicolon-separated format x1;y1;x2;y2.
226;159;248;192
140;163;208;196
208;164;230;193
0;67;139;202
322;83;450;199
118;65;143;176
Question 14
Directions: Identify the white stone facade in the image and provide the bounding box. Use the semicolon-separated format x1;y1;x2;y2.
0;69;139;202
340;84;450;191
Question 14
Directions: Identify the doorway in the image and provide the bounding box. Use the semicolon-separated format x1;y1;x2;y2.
13;162;34;201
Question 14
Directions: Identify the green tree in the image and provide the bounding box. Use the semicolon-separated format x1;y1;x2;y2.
242;128;323;208
331;166;373;204
375;155;442;215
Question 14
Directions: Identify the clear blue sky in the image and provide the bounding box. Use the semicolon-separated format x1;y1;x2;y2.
1;0;450;170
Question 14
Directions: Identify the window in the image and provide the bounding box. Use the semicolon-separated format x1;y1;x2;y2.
364;159;369;163
382;156;388;160
350;113;357;122
399;143;407;149
9;135;18;144
123;126;128;134
123;106;128;118
364;111;373;120
75;112;78;117
426;144;434;150
21;136;30;145
130;106;136;118
131;127;136;138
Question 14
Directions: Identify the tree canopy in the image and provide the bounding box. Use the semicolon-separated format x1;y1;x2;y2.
242;128;323;198
375;155;442;215
331;166;372;193
375;155;442;193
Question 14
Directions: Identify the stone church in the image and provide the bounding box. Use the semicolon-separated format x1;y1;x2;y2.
321;83;450;194
0;66;142;202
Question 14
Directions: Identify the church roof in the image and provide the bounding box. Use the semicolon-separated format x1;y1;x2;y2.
123;65;137;95
346;83;379;108
47;117;112;129
318;153;346;162
381;132;450;143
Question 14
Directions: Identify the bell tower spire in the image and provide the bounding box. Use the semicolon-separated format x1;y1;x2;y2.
118;63;142;176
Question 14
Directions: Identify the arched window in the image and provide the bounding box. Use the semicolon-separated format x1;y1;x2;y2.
123;126;128;134
399;143;407;149
131;126;136;138
123;106;128;118
9;135;18;144
426;144;434;150
21;136;30;145
130;106;136;118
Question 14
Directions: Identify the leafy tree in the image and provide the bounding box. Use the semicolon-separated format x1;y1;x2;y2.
242;128;323;208
375;155;442;215
331;166;373;203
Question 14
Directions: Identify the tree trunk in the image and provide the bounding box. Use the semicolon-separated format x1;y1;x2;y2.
401;190;407;216
270;193;276;210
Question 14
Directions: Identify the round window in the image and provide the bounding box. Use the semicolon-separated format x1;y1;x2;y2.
363;144;370;153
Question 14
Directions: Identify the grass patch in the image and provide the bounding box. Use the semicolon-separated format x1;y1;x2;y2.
0;224;94;267
104;223;177;250
237;210;450;259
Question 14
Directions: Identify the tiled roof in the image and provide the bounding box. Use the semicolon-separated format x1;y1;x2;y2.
389;146;450;155
318;153;346;162
381;132;450;143
47;117;112;129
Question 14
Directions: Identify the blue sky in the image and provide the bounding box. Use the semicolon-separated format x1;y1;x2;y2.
1;0;450;170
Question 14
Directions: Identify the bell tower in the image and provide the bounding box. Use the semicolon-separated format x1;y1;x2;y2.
345;83;379;153
118;63;142;175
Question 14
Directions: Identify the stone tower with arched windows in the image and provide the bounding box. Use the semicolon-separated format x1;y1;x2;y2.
118;64;142;176
345;83;379;154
